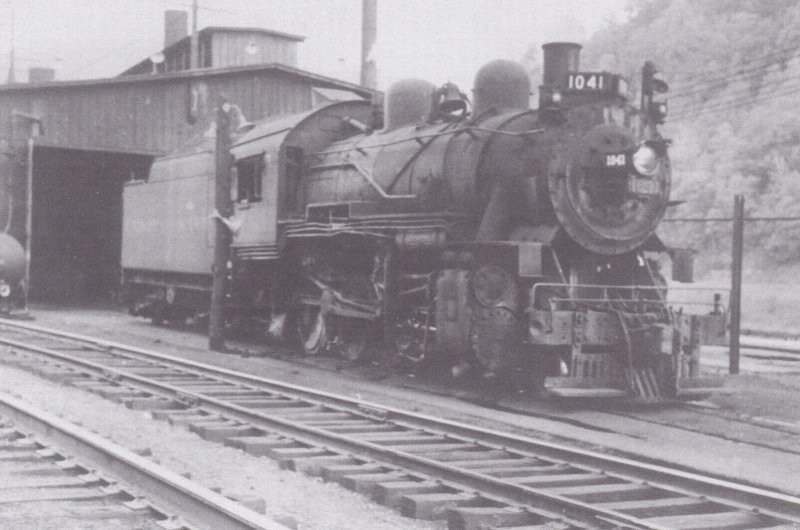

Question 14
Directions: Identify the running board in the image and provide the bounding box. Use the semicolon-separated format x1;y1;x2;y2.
544;375;629;399
677;387;734;397
545;374;730;400
546;387;629;398
677;377;730;398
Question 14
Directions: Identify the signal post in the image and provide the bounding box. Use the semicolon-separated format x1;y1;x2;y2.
729;194;745;374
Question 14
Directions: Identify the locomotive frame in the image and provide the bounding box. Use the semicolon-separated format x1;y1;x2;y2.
122;42;728;401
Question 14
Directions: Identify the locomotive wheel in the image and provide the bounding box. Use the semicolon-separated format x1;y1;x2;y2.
332;317;369;362
298;305;328;355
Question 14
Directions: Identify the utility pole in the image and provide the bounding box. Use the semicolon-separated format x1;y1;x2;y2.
190;0;199;69
22;135;32;310
729;194;745;374
7;1;15;84
209;99;232;351
360;0;377;89
11;112;42;313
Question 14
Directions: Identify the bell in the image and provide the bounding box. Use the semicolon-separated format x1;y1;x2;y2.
437;82;467;115
224;103;256;133
233;108;255;133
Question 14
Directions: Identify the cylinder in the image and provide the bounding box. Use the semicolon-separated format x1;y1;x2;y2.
542;42;582;86
472;60;531;117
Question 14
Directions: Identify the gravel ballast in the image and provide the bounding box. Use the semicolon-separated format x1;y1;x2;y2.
10;307;800;497
0;361;441;530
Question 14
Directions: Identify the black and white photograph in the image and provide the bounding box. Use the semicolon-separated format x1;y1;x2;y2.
0;0;799;528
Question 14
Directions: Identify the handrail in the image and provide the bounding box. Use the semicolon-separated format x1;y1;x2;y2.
531;282;729;313
306;161;417;200
307;125;545;158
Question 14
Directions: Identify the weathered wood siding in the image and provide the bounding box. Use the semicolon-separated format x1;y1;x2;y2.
0;67;337;155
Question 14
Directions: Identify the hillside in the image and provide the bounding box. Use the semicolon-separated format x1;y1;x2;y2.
581;0;800;276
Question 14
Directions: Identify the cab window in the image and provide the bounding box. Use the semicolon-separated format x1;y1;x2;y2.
235;155;264;203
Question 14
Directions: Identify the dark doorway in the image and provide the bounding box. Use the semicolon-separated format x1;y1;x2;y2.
24;146;152;305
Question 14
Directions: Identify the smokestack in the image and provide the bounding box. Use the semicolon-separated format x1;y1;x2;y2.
542;42;581;86
539;42;581;110
360;0;377;89
28;68;55;83
164;10;189;49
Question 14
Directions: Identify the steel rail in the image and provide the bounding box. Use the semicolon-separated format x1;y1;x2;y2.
2;318;800;526
740;335;800;356
0;390;286;530
0;334;646;529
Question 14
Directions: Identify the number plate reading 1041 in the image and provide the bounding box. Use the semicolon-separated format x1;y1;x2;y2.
629;178;660;195
605;154;626;167
568;73;607;91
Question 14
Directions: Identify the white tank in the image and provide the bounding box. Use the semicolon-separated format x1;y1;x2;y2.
0;234;25;285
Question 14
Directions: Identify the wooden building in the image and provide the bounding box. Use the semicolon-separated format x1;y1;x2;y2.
0;26;371;303
121;26;305;76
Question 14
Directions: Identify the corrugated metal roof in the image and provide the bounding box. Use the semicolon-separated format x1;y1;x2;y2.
201;26;305;41
313;87;364;102
31;138;166;156
0;63;374;99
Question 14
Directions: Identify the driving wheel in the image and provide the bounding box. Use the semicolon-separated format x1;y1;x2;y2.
332;316;369;361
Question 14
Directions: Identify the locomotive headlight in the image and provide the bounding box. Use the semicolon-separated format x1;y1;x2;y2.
632;145;659;175
0;281;10;298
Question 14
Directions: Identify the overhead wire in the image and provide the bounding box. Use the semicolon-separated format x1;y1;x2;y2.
647;54;800;122
670;57;800;100
671;75;800;116
67;0;239;79
669;43;800;88
66;34;160;78
664;49;800;121
670;81;800;121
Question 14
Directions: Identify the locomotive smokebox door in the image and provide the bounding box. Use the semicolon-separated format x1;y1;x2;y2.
549;124;670;255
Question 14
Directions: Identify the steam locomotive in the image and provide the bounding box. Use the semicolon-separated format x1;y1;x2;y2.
122;42;727;400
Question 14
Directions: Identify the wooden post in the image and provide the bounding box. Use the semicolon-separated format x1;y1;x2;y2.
19;117;42;313
190;0;199;69
729;194;744;374
209;100;232;351
360;0;377;89
22;137;33;311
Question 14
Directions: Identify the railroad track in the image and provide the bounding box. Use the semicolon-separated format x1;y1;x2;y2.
1;319;799;529
740;336;800;359
0;389;284;530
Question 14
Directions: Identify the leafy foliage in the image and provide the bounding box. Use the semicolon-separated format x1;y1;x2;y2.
559;0;800;273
